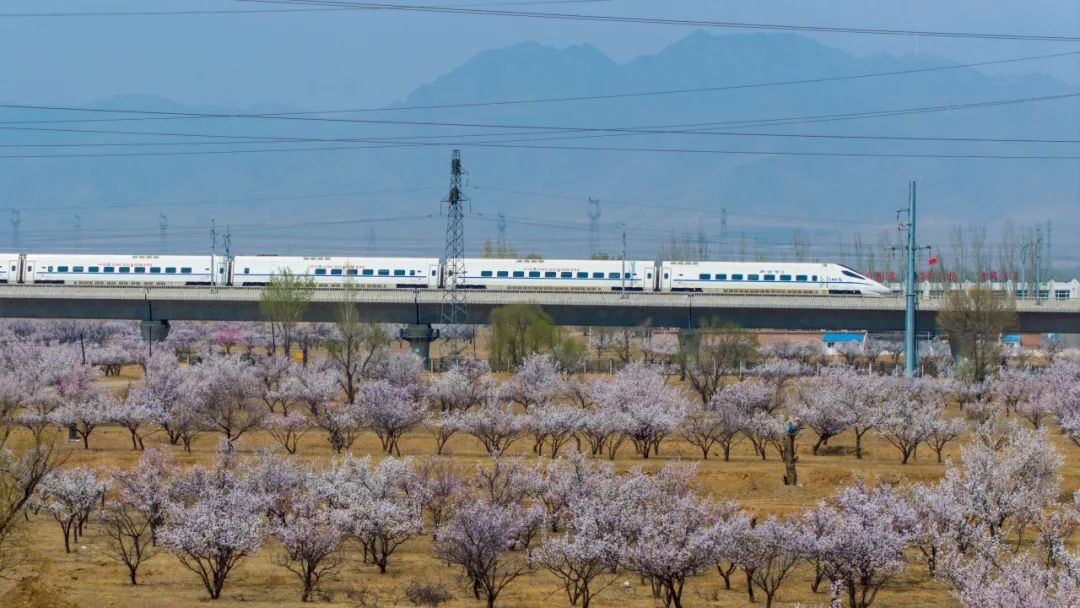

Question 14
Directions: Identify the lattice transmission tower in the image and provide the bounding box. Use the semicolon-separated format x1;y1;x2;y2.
440;150;469;361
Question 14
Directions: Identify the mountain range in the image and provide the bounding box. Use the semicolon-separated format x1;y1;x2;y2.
0;31;1076;268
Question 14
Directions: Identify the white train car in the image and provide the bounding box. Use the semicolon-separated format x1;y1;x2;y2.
658;261;891;296
23;254;223;286
457;258;655;291
0;253;20;283
231;256;439;288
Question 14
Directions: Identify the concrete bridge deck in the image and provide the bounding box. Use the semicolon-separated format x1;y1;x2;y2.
0;285;1075;333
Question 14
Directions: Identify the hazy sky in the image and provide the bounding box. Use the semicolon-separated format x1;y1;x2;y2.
2;0;1077;109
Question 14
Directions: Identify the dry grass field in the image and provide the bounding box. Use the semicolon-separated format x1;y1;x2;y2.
3;363;1078;608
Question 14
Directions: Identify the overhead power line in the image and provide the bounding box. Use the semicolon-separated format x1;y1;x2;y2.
0;91;1076;158
0;0;610;18
2;186;443;213
2;91;1076;132
242;0;1080;43
2;50;1075;124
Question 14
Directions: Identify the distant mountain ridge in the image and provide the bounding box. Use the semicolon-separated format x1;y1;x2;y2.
0;31;1076;264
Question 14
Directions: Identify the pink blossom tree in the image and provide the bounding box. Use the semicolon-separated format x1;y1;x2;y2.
792;376;855;455
48;394;116;450
739;517;809;608
111;447;176;546
315;455;423;574
936;422;1060;542
373;352;428;400
33;466;109;553
502;353;565;408
620;493;732;608
185;353;264;444
427;358;494;412
314;401;364;454
871;382;943;464
924;416;968;463
434;500;531;608
282;361;339;416
591;363;688;458
159;475;268;599
272;493;343;601
529;503;618;608
111;393;164;451
265;412;311;455
252;354;294;414
525;403;584;458
814;482;917;608
456;402;528;457
356;380;428;456
415;457;470;532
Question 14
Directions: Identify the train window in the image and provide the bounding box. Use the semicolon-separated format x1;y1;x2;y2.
58;266;69;272
362;269;374;276
647;272;652;279
731;274;743;280
376;269;389;276
529;271;541;278
315;269;327;276
46;266;53;272
577;272;589;279
795;275;807;282
593;272;605;279
409;270;416;276
748;274;760;281
812;275;818;281
430;270;436;276
779;275;791;281
841;270;864;280
663;273;669;279
545;271;556;278
763;274;775;281
626;273;632;279
150;267;160;273
89;266;100;273
330;269;343;276
561;272;572;278
180;268;192;274
513;271;525;278
699;273;711;280
481;271;493;277
394;270;406;276
347;269;358;276
74;266;85;272
497;271;509;277
119;267;130;273
716;274;727;281
134;267;146;274
608;272;620;279
165;267;176;274
104;267;115;273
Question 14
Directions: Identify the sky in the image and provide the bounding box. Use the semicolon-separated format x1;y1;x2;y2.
2;0;1078;109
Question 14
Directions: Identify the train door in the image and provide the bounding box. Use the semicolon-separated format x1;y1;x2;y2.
17;255;28;284
428;264;441;289
4;256;20;284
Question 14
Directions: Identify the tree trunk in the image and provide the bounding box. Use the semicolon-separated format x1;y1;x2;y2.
782;431;798;486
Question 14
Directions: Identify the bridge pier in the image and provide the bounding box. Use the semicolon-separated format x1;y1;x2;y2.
139;319;170;343
399;324;439;364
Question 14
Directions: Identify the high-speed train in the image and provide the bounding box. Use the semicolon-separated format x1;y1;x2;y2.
0;253;893;296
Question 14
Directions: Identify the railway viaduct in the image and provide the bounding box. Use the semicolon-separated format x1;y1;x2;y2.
0;285;1076;348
